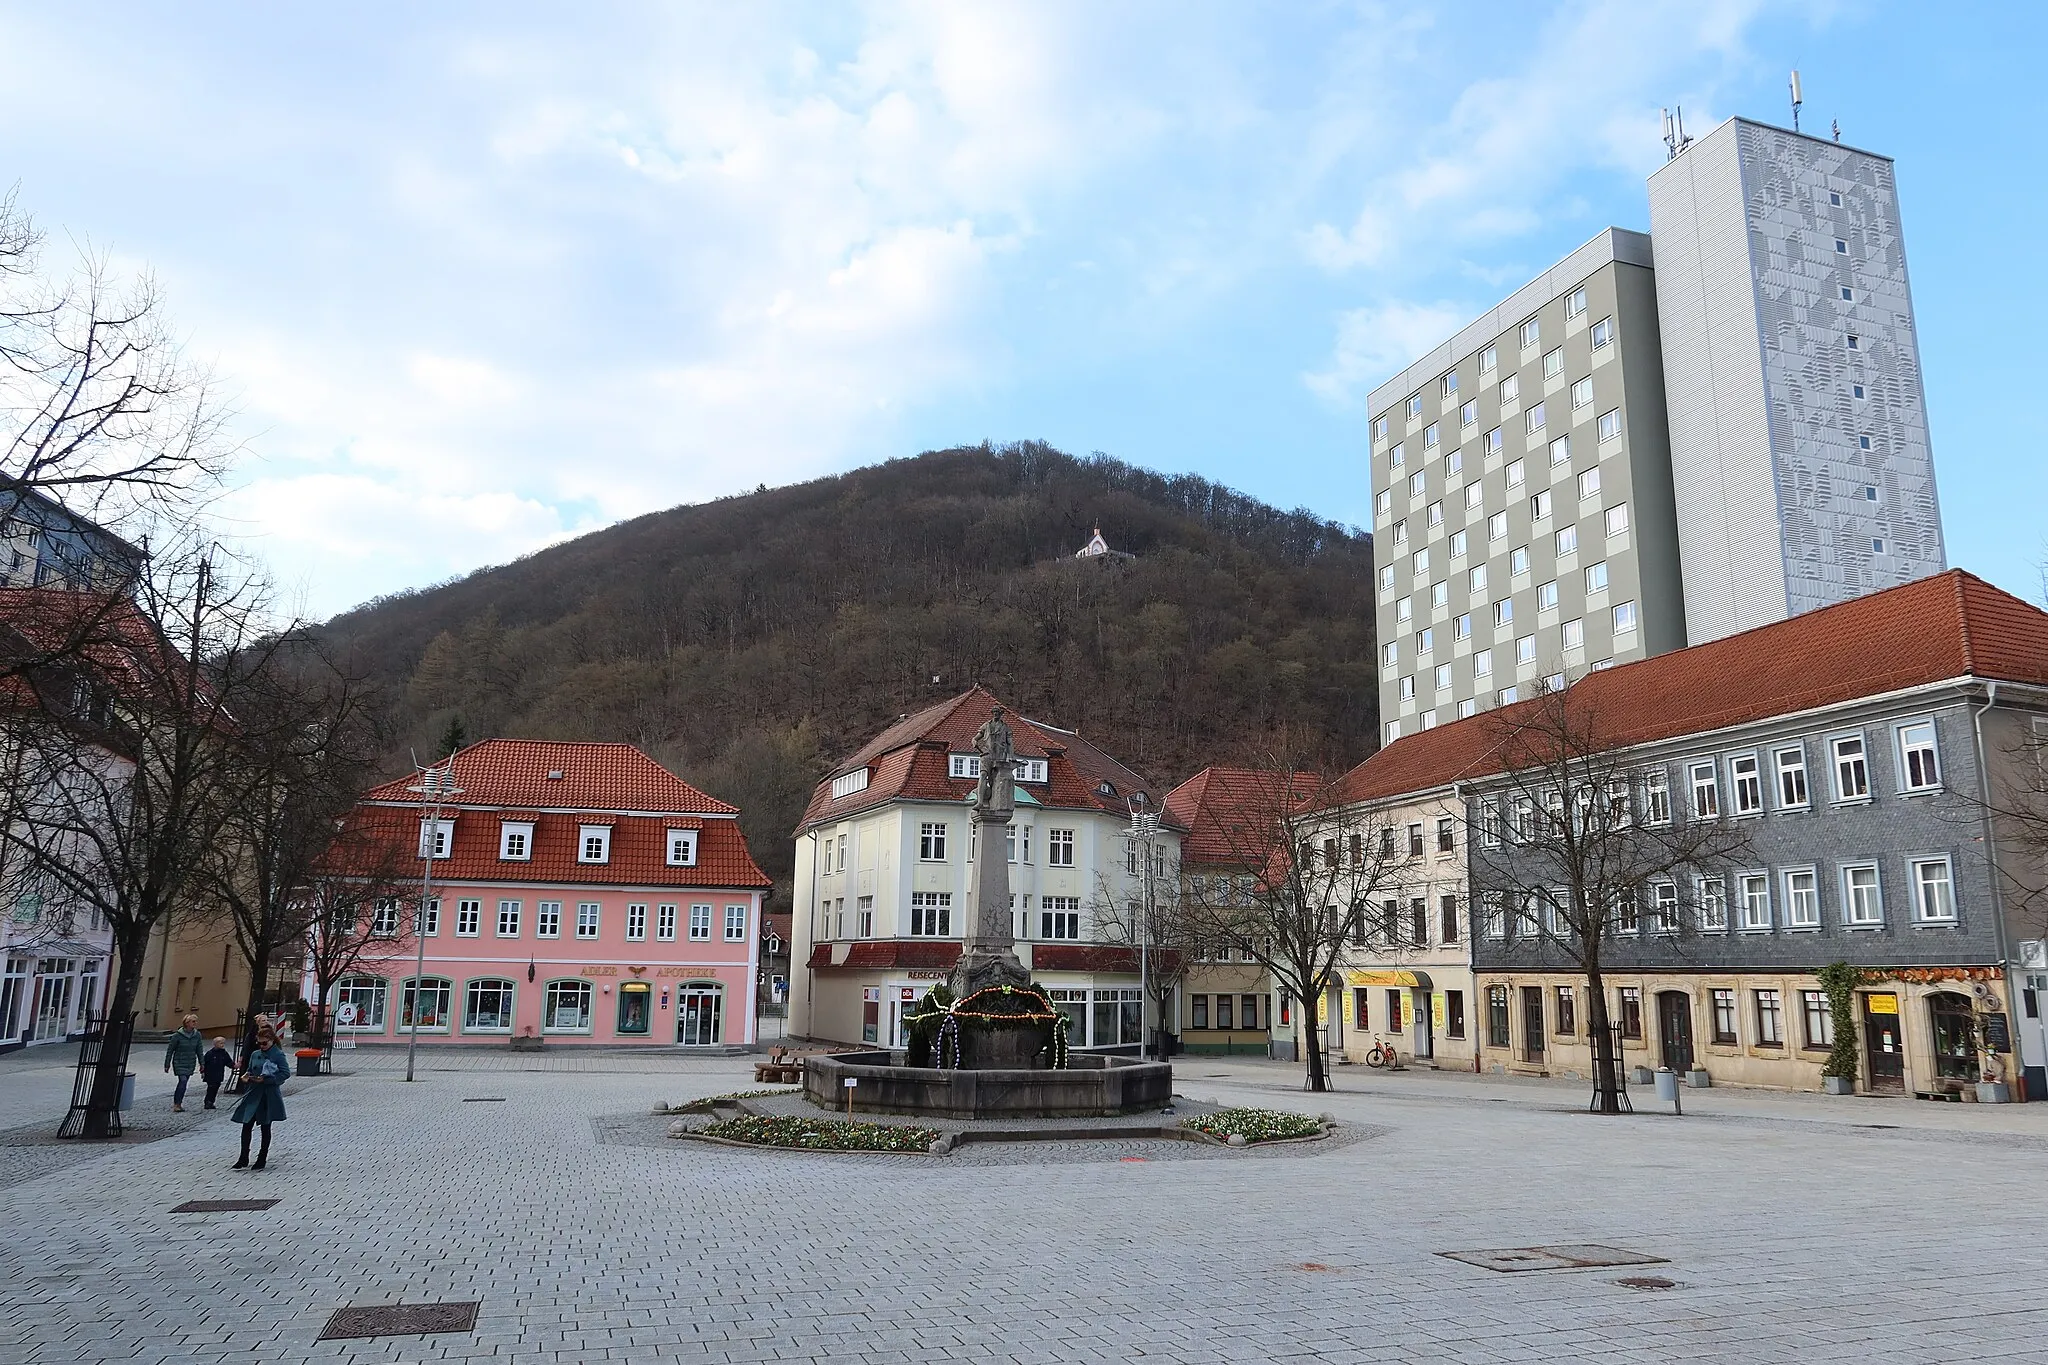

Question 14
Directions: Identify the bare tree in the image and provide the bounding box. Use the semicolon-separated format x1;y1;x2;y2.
1184;762;1402;1092
1;186;230;530
0;545;300;1135
200;645;386;1056
1466;684;1751;1114
300;831;414;1059
1089;858;1194;1059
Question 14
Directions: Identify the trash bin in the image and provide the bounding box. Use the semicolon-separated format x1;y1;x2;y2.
295;1053;321;1077
119;1072;136;1111
1653;1067;1680;1103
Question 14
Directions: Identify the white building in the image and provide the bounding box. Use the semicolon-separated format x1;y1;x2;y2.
789;687;1182;1051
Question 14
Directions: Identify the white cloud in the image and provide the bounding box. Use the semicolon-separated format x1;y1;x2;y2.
1302;300;1471;409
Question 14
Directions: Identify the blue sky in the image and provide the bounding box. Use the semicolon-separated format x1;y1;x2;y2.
2;2;2040;616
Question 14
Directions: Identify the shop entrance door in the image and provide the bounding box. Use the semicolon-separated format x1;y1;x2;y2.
676;985;723;1046
31;965;72;1043
1656;991;1694;1072
1521;986;1545;1059
1862;994;1904;1092
1413;990;1434;1060
1929;991;1979;1084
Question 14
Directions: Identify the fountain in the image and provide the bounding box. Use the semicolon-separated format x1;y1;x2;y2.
804;707;1173;1119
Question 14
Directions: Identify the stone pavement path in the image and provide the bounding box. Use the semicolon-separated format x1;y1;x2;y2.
2;1051;2045;1363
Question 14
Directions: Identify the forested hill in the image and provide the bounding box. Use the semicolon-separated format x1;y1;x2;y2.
324;441;1379;892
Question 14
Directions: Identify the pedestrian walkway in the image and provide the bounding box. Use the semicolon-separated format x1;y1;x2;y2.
2;1049;2045;1362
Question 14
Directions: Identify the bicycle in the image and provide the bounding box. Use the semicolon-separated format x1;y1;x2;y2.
1366;1036;1401;1070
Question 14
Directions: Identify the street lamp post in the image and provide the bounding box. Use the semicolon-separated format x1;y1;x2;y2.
404;756;460;1084
1127;804;1161;1061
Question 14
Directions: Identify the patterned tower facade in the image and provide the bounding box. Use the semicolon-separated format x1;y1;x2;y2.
1648;117;1945;644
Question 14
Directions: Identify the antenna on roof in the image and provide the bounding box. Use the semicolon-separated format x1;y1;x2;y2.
1831;117;1841;144
1789;69;1803;133
1661;106;1692;161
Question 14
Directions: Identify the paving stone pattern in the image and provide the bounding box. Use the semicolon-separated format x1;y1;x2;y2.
1;1052;2046;1362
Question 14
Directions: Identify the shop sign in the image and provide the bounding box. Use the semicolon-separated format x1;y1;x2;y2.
1983;1012;2012;1053
906;970;948;981
581;965;620;978
1864;993;1899;1015
653;967;699;978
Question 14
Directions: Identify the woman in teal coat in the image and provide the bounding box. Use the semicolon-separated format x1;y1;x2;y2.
230;1020;289;1170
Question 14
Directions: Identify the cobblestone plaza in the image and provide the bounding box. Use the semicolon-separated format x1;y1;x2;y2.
3;1046;2045;1363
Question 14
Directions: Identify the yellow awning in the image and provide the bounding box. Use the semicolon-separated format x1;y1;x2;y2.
1344;969;1432;988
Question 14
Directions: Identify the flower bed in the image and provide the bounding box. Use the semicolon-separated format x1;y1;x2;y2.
1181;1107;1324;1143
692;1114;941;1152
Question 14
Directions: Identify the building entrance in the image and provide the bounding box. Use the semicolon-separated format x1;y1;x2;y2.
1862;993;1904;1092
32;962;73;1043
1928;991;1979;1083
1656;991;1694;1072
677;984;724;1046
1521;986;1544;1060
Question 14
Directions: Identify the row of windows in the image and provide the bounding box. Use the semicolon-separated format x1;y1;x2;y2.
1188;993;1265;1031
330;974;722;1038
1482;983;1832;1051
1359;892;1463;947
1374;299;1616;442
1385;498;1632;574
421;819;700;868
377;897;745;942
815;892;1087;942
909;822;1079;865
1378;404;1625;525
1478;855;1960;937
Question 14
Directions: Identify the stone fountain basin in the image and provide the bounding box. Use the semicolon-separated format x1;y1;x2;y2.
805;1050;1174;1120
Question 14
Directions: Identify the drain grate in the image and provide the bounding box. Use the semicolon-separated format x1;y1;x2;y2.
1615;1276;1678;1290
1439;1244;1668;1273
317;1302;480;1341
462;1097;506;1103
171;1199;280;1213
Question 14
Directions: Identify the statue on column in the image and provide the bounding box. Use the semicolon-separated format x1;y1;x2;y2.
973;707;1016;816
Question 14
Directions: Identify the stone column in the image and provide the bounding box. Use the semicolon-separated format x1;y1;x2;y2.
951;806;1030;998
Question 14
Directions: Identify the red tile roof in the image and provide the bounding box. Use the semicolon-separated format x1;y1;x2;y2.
1031;944;1181;974
1330;569;2048;806
806;941;963;970
1163;767;1323;865
799;686;1174;830
362;738;737;814
350;740;766;890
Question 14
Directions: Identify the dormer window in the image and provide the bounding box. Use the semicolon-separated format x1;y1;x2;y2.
830;769;869;800
948;754;982;779
1018;759;1048;784
1097;781;1116;798
418;819;453;860
499;822;534;861
579;825;611;864
666;829;698;867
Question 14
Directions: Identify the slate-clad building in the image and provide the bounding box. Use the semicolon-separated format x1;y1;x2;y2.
1336;570;2048;1098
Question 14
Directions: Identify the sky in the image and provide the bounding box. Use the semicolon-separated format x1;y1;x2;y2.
2;2;2042;618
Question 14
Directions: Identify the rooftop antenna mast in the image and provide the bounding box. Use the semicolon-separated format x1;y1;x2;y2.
1789;69;1803;133
1661;106;1692;161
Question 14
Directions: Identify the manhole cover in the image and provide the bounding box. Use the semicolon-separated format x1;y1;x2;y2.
1615;1276;1678;1290
462;1097;506;1103
316;1302;481;1341
1439;1244;1668;1273
170;1199;279;1213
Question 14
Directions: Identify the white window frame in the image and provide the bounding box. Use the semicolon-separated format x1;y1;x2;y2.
499;822;533;861
1782;868;1821;929
575;901;600;940
1729;752;1764;817
919;822;948;861
535;901;562;939
689;903;714;941
1642;768;1671;826
578;825;611;864
542;980;594;1035
1571;376;1592;409
625;903;648;942
1738;872;1772;932
1896;719;1941;793
725;904;748;942
667;829;698;866
1775;745;1810;810
1597;408;1622;442
1831;734;1871;802
1688;760;1719;820
1840;864;1883;927
455;899;481;937
495;899;521;938
910;892;954;937
1590;317;1613;348
656;903;678;942
1696;875;1727;933
418;818;453;860
1910;857;1957;924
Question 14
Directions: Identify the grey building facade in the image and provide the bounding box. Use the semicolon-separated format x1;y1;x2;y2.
1648;117;1945;644
1367;229;1686;741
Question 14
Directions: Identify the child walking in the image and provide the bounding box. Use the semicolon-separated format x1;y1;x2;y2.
200;1037;233;1109
230;1021;289;1170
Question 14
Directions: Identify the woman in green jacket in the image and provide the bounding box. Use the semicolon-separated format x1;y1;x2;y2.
163;1014;204;1112
230;1021;289;1170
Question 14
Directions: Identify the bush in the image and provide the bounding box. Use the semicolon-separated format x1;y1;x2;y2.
1817;962;1864;1081
693;1115;940;1152
1181;1107;1324;1143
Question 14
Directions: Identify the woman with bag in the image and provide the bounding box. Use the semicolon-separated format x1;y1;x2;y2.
230;1020;290;1170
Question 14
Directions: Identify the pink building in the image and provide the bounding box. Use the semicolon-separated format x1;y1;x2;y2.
321;739;770;1048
